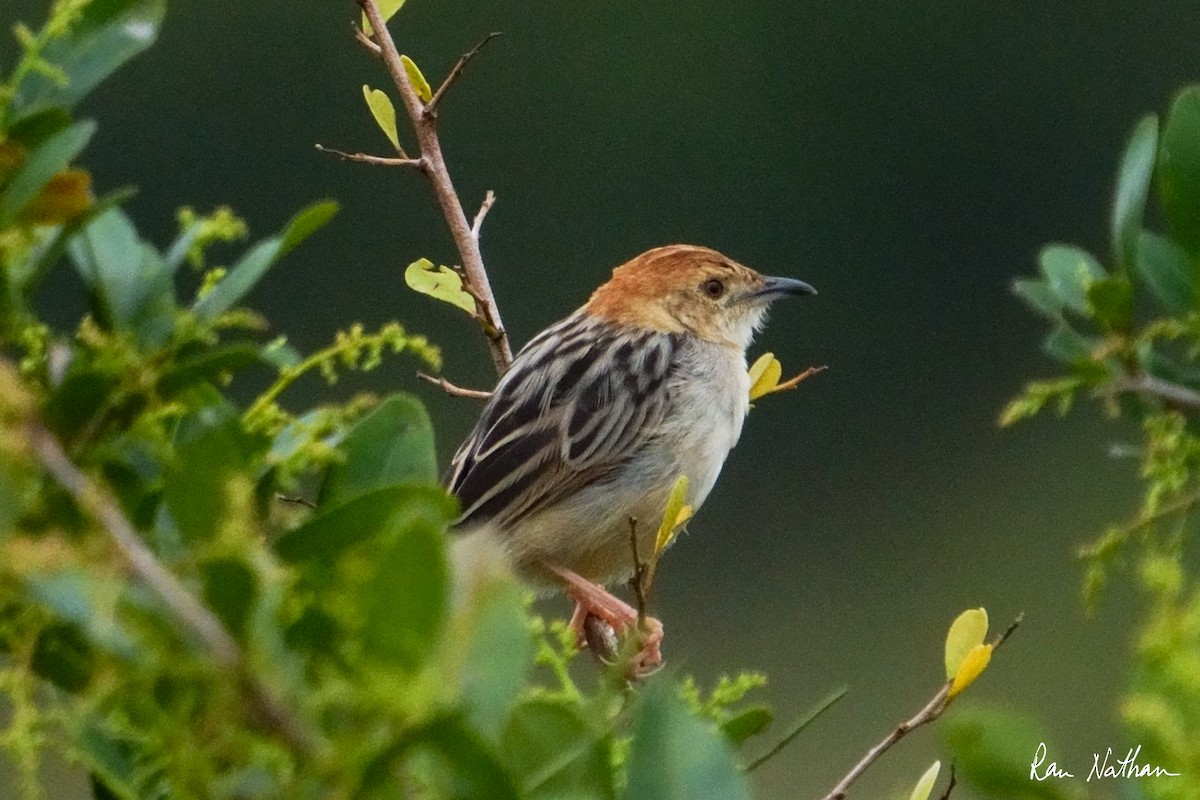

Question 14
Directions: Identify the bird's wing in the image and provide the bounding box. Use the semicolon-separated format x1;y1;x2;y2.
448;313;678;530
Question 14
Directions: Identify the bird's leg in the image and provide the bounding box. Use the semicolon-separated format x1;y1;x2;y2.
548;564;663;675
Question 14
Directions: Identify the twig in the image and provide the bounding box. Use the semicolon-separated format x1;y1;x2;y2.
24;419;317;753
276;494;317;510
315;143;422;168
357;0;513;374
820;614;1023;800
1105;373;1200;412
426;32;503;115
417;371;491;399
775;364;827;392
627;517;647;626
936;765;957;800
744;685;847;772
471;190;496;240
352;23;381;56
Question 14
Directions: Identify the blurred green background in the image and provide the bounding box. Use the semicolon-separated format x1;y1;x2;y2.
6;0;1200;797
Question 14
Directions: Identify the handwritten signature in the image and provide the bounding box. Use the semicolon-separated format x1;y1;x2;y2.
1030;742;1181;782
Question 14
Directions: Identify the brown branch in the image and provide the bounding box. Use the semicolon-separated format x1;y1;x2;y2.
1105;373;1200;412
358;0;513;374
936;765;958;800
24;418;317;753
417;371;492;399
820;614;1023;800
276;494;318;510
775;364;828;392
352;22;381;56
627;517;647;626
315;143;422;168
426;32;503;115
471;189;496;240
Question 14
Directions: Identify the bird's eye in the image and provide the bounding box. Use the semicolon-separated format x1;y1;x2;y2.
701;278;725;299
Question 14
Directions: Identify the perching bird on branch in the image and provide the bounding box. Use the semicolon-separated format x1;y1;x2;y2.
447;244;815;673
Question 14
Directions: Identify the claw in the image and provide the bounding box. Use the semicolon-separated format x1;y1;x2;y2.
550;564;664;678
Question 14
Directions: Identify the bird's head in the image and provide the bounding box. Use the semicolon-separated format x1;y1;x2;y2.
585;244;816;350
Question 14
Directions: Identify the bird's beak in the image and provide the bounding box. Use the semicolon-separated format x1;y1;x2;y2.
743;275;817;304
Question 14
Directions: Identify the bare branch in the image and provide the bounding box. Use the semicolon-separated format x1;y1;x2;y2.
357;0;513;374
315;143;422;168
426;32;503;115
744;686;847;773
774;364;827;392
276;494;317;510
1105;373;1200;412
820;615;1023;800
352;22;381;56
626;516;647;626
417;371;492;399
471;190;496;240
23;418;317;753
936;765;958;800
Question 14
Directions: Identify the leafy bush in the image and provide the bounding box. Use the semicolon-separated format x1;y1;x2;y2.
0;3;1028;799
1003;84;1200;798
0;3;795;799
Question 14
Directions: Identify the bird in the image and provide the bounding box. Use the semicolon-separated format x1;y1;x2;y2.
446;244;815;673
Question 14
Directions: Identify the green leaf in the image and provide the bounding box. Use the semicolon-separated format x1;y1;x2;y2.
162;405;259;542
1011;279;1063;319
502;701;614;800
1038;244;1106;314
67;207;174;343
624;678;752;800
319;394;438;507
719;706;774;746
156;344;266;396
193;200;338;321
413;716;521;800
76;720;146;800
404;258;477;314
945;608;989;679
1136;231;1194;314
362;86;401;150
401;55;433;104
363;515;447;671
458;575;534;740
201;557;258;638
7;0;165;123
1086;276;1133;330
274;485;455;562
25;571;140;661
31;622;94;693
1111;115;1159;271
0;119;95;227
909;761;941;800
7;186;135;297
943;707;1075;800
1041;324;1094;364
1158;84;1200;255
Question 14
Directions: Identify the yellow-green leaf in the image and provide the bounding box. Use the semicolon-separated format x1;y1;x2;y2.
748;352;782;401
404;258;476;315
362;86;400;151
401;55;433;104
361;0;407;35
654;475;690;557
945;607;988;679
909;760;941;800
949;643;993;698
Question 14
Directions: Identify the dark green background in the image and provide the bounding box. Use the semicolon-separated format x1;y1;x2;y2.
7;1;1200;797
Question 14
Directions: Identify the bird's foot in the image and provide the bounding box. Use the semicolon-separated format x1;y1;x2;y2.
550;565;663;678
